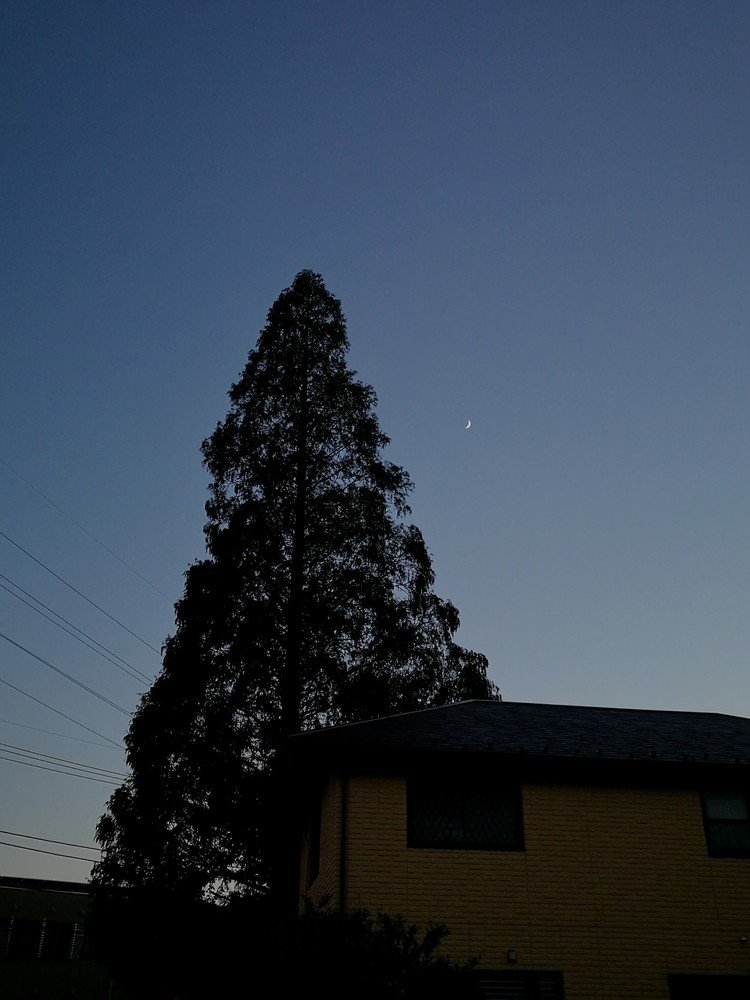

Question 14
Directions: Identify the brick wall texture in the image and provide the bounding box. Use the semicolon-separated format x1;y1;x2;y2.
303;774;750;999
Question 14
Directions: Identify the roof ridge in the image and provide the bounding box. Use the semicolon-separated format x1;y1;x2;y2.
293;700;750;740
293;699;489;738
502;701;749;720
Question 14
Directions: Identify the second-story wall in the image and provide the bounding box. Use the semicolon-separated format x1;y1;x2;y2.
306;773;750;999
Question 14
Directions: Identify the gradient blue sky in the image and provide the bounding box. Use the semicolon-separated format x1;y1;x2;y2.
1;0;749;882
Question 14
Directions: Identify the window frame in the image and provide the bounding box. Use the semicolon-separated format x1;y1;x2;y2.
669;972;750;998
39;919;75;961
476;969;565;999
700;790;750;858
406;775;524;852
4;917;43;960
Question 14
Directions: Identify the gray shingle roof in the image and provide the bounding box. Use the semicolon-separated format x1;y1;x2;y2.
293;700;750;763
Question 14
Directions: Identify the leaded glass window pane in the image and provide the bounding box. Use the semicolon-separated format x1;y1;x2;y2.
409;779;521;849
705;792;748;820
464;789;517;846
702;792;750;855
708;820;750;849
411;783;463;845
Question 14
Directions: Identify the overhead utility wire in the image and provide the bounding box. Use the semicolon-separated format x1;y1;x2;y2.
0;753;120;784
0;755;120;783
0;751;121;782
0;569;151;680
0;743;126;778
0;838;97;862
0;749;124;785
0;528;161;655
0;829;100;852
0;716;116;748
0;574;150;683
0;457;171;602
0;742;127;779
0;676;123;748
0;632;131;716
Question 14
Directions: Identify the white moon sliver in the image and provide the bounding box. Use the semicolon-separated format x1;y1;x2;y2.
465;419;471;429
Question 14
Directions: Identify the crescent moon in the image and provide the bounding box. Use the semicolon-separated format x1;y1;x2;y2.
465;419;471;429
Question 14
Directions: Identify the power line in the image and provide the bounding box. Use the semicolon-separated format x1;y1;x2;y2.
0;753;122;782
0;742;126;778
0;838;97;862
0;631;131;716
0;753;120;784
0;456;172;603
0;743;127;779
0;716;117;748
0;572;151;683
0;676;123;748
0;527;162;655
0;829;101;852
0;573;151;683
0;754;122;786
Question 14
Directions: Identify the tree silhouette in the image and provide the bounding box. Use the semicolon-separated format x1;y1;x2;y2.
93;271;497;899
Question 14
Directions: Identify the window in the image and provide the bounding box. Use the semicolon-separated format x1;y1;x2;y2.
70;922;86;960
1;919;77;963
477;970;564;999
408;777;523;850
0;918;10;959
40;920;74;961
669;973;750;999
5;918;43;960
701;792;750;856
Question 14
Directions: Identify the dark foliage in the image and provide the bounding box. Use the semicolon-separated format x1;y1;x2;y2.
87;891;481;1000
282;904;481;1000
93;271;497;899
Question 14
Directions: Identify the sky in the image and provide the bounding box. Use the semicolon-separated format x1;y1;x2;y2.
1;0;749;883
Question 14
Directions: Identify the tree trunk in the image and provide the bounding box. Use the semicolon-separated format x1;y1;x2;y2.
281;331;309;739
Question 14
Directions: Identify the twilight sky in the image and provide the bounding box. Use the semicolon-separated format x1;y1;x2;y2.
1;0;749;882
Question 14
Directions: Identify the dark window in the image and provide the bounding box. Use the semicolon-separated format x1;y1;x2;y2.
5;918;42;960
0;917;10;959
669;973;750;999
70;923;86;960
307;797;321;886
701;792;750;856
477;970;564;999
40;920;73;961
408;778;523;850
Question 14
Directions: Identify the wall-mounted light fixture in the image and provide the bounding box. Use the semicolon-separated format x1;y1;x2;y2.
507;948;517;963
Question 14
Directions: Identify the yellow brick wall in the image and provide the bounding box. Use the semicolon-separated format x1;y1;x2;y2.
300;773;342;910
335;776;750;999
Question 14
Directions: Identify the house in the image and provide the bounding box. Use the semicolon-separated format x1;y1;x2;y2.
0;875;126;1000
288;699;750;999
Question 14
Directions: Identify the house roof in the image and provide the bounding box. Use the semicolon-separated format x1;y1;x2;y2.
292;700;750;764
0;875;90;894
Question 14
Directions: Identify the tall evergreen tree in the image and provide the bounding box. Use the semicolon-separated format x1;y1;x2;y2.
93;271;497;899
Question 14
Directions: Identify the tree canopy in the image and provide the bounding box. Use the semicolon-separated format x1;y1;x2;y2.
93;270;497;899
